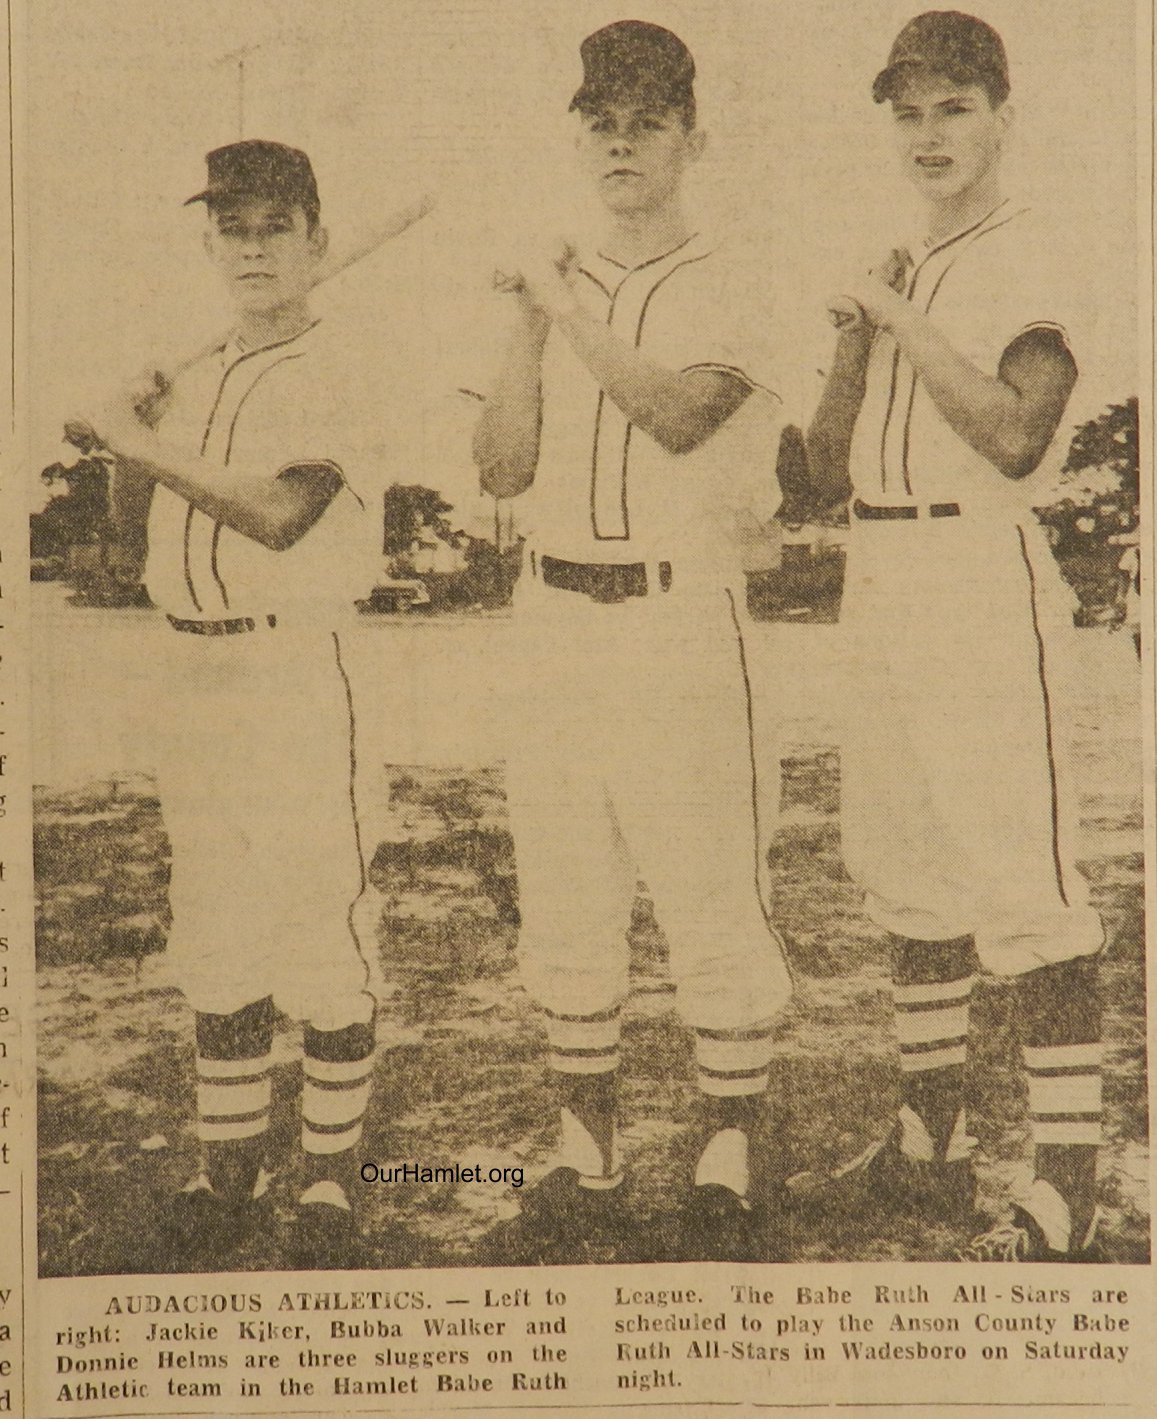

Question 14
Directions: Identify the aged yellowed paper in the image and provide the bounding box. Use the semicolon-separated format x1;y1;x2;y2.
2;1;1153;1416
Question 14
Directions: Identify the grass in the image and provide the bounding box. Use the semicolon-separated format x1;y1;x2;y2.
35;717;1148;1274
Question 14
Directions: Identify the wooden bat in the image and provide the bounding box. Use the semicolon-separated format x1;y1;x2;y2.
64;191;436;453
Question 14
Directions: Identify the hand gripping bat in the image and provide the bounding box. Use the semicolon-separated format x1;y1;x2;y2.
825;247;912;332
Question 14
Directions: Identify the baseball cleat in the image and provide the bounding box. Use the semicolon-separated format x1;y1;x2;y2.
679;1183;768;1263
785;1110;978;1228
288;1194;362;1270
957;1208;1105;1263
160;1172;266;1268
958;1180;1105;1262
478;1166;627;1265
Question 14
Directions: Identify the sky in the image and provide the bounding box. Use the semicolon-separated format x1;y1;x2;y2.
17;0;1140;513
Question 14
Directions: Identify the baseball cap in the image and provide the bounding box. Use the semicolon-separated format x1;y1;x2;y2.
872;11;1009;105
569;20;695;113
184;139;320;215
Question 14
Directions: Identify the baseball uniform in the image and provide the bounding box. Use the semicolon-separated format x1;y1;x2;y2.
145;318;379;1027
503;233;792;1041
840;199;1103;976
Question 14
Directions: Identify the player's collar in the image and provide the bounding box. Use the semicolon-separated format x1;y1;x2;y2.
225;317;321;361
584;231;716;292
595;229;703;270
918;197;1014;257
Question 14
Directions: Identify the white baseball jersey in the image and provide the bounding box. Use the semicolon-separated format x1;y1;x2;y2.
839;200;1102;972
502;235;792;1033
145;319;377;1024
146;320;379;626
849;201;1083;513
527;233;782;573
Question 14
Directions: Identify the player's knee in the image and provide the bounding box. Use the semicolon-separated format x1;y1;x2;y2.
304;988;377;1034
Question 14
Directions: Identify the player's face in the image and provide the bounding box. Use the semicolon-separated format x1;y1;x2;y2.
890;75;1009;210
204;199;327;314
576;102;704;216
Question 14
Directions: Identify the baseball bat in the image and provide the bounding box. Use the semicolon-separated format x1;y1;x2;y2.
64;191;436;454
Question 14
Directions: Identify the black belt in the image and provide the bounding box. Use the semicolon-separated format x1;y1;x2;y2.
536;554;672;603
167;614;278;635
853;498;961;520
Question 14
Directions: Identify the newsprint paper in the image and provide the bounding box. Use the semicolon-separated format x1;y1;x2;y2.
2;0;1153;1415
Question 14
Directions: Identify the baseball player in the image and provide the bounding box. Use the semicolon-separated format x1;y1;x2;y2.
800;13;1105;1260
473;21;792;1262
74;141;381;1268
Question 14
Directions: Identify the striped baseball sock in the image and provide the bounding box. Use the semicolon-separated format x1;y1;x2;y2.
546;1007;622;1190
195;997;274;1201
301;1019;376;1207
693;1021;776;1199
1019;955;1102;1249
892;936;976;1159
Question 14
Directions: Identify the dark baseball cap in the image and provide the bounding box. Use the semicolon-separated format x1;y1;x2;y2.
873;11;1009;105
185;139;320;214
569;20;695;113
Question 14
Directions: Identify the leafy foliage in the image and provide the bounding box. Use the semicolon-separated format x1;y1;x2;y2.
31;460;110;555
1062;398;1139;505
383;483;454;555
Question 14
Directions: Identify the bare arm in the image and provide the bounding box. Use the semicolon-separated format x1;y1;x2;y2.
473;303;550;498
511;243;752;459
842;271;1077;483
804;248;912;509
803;326;873;510
82;389;342;552
108;462;155;552
116;441;344;551
889;317;1076;480
550;303;752;456
101;370;160;559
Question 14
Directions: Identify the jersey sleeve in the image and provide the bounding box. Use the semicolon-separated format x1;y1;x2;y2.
269;339;394;515
988;215;1089;371
981;215;1095;504
645;243;784;403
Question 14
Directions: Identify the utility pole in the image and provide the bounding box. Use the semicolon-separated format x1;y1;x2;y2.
214;41;265;140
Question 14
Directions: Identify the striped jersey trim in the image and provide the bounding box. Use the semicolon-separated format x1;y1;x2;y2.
682;363;780;403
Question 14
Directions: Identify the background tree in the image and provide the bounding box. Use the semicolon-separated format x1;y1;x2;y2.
1062;398;1139;509
31;459;110;556
1036;398;1140;623
382;484;454;557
